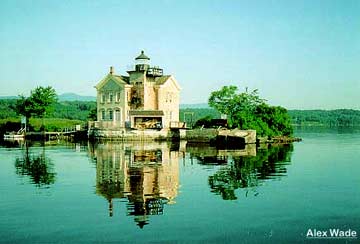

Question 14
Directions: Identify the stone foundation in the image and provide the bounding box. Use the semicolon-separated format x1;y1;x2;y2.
185;128;256;144
88;128;185;141
88;127;256;144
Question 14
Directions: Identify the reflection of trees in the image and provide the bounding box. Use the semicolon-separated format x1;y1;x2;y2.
206;144;293;200
15;143;56;187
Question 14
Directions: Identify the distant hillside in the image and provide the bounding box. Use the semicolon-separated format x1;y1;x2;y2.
180;103;209;109
0;96;17;100
288;109;360;126
0;93;96;102
58;93;96;102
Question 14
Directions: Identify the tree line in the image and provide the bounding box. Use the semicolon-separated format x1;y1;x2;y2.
1;85;359;135
0;86;96;133
0;98;96;121
2;99;359;128
288;109;360;126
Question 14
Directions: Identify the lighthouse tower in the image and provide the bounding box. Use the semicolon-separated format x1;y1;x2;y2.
135;50;150;72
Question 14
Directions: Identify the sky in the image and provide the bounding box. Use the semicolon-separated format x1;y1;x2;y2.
0;0;359;109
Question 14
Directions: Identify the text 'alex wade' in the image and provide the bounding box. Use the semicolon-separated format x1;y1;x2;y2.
306;229;357;239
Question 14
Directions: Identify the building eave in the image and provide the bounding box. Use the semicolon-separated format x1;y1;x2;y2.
95;74;127;90
129;110;164;116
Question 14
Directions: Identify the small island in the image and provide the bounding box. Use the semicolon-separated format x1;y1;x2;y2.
85;51;299;143
2;51;300;144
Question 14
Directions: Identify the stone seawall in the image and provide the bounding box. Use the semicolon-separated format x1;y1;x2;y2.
88;128;187;141
185;129;218;142
217;129;256;144
88;128;170;141
88;127;256;144
185;128;256;144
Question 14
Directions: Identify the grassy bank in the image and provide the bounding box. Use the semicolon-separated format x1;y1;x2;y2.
0;118;85;135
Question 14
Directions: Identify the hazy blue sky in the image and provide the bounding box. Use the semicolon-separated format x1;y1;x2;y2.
0;0;359;109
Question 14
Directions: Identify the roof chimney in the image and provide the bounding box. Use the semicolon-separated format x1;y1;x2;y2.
110;66;114;75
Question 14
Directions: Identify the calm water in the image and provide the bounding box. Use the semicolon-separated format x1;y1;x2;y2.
0;127;359;243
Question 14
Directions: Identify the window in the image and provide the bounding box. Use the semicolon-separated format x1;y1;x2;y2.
116;92;121;102
115;109;121;121
109;93;113;103
109;110;113;120
101;110;105;120
101;94;105;103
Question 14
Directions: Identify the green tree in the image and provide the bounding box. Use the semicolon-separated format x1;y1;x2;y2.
255;104;293;136
88;107;97;121
14;96;33;124
208;86;265;128
208;86;293;136
27;86;58;117
14;86;57;129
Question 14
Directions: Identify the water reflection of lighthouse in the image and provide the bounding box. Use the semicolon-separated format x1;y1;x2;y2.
90;142;181;228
